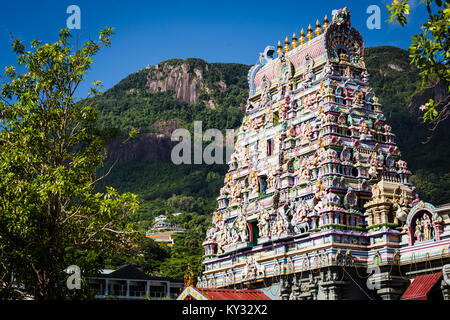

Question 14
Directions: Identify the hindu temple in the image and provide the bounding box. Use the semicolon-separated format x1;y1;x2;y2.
199;8;450;300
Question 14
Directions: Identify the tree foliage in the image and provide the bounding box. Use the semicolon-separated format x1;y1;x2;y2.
387;0;449;132
0;28;139;299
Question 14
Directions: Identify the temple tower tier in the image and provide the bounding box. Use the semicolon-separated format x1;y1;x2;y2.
200;8;450;300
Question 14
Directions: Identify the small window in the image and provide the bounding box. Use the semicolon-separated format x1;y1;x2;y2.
288;161;294;171
267;139;273;156
259;176;268;196
273;111;279;126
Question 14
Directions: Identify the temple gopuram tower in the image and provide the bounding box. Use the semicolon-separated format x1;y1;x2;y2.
199;8;450;300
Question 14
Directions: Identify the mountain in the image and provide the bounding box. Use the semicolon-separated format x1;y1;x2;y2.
93;58;251;229
95;58;249;134
91;47;449;276
93;58;249;164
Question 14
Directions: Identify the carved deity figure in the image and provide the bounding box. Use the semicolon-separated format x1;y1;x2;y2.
216;221;227;254
250;171;259;193
343;66;352;78
292;201;311;231
323;61;333;76
243;257;256;279
258;210;271;237
353;91;363;105
302;121;312;141
304;61;316;83
298;157;311;181
271;214;284;237
267;164;276;189
339;52;349;64
302;94;312;110
255;259;265;277
361;69;370;82
236;213;248;242
258;138;267;155
358;119;370;139
337;112;347;126
374;119;382;132
261;81;271;105
231;182;242;204
313;180;326;209
368;152;379;179
414;218;423;242
421;214;433;241
279;101;288;120
317;106;327;125
344;187;357;209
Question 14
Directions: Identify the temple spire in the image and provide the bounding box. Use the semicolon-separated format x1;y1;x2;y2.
315;19;322;36
299;28;306;45
323;15;329;29
277;41;283;55
284;37;291;52
307;24;314;40
291;33;299;49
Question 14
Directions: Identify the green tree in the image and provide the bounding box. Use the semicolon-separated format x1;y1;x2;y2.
134;237;170;274
0;28;139;299
387;0;449;134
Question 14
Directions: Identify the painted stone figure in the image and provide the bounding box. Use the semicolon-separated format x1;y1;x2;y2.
414;219;423;242
258;210;271;237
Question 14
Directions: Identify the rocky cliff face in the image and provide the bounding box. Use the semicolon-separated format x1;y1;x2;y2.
144;61;226;108
107;119;180;162
108;132;174;162
95;58;250;163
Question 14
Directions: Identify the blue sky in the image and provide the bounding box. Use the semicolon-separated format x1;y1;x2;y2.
0;0;429;98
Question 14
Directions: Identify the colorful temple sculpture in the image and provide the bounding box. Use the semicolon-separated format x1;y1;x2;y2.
200;8;450;300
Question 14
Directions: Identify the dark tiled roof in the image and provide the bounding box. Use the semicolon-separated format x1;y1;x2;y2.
93;264;183;282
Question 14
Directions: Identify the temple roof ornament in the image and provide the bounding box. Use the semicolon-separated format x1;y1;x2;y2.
291;33;299;49
299;28;306;45
284;37;291;53
315;20;322;36
306;24;314;40
323;15;329;30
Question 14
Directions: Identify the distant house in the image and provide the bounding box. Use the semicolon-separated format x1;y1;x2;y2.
146;214;185;246
86;265;184;300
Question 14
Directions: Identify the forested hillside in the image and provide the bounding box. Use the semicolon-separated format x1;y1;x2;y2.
92;47;450;278
364;46;450;204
